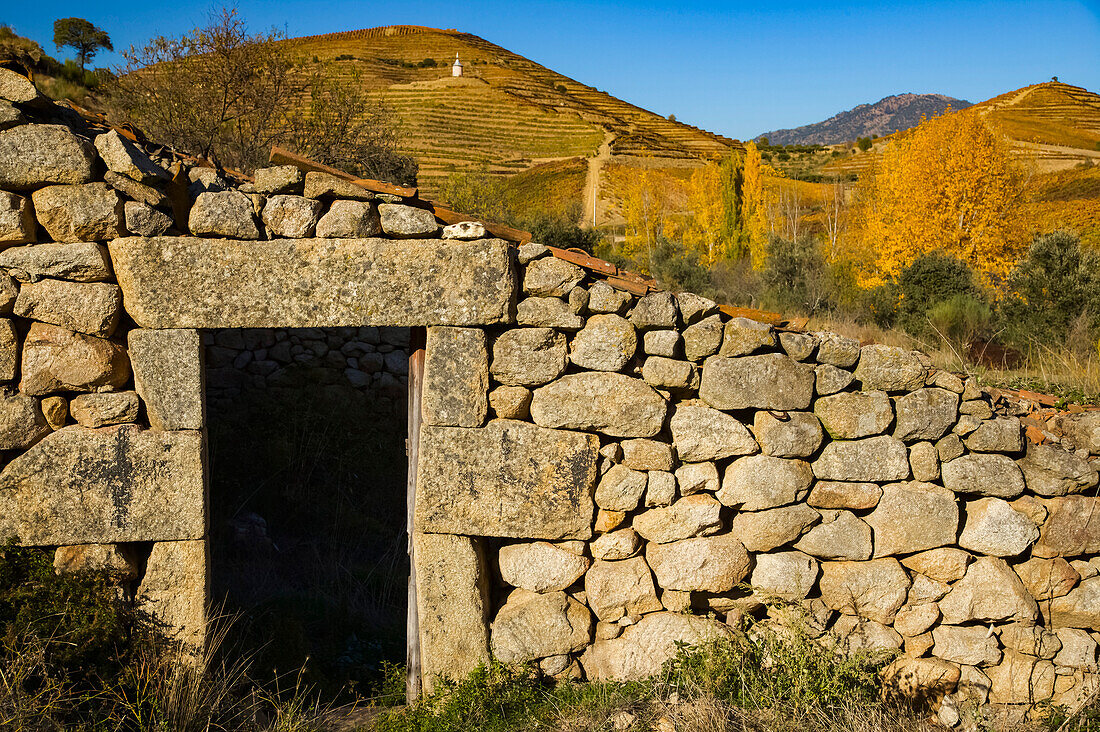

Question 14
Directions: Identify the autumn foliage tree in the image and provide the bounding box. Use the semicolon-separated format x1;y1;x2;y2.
682;142;770;267
847;109;1030;288
605;162;688;272
683;155;732;266
740;142;770;267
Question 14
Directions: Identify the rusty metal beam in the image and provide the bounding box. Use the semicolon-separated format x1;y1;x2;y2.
415;201;531;244
269;146;418;198
718;304;785;326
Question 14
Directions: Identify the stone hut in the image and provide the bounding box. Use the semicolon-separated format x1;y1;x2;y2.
1;67;1100;720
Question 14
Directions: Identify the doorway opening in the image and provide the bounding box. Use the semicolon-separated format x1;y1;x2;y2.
204;325;411;699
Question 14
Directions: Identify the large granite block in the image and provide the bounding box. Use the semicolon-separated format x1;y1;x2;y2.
137;539;208;652
0;425;205;545
108;237;516;328
413;532;490;692
415;419;599;539
129;328;205;431
422;327;488;427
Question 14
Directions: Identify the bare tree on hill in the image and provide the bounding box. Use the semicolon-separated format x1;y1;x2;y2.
107;8;417;183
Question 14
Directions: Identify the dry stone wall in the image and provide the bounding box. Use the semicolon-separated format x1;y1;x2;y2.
3;67;1100;718
413;252;1100;715
203;326;410;418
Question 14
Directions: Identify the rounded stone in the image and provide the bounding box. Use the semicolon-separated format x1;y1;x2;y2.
751;551;820;601
894;387;959;442
815;390;894;439
717;455;813;510
491;328;568;387
866;481;959;558
524;256;584;297
794;510;873;560
646;533;750;593
819;558;910;624
670;403;758;462
751;411;823;457
958;497;1039;557
378;203;439;238
489;385;532;419
853;344;928;392
632;494;723;544
261;194;323;238
591;528;642;561
530;372;667;438
700;353;814;411
570;314;636;372
498;541;591;593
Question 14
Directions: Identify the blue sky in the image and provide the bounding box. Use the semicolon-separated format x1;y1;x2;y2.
4;1;1099;140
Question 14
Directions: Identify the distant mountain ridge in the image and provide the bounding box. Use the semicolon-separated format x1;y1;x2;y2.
759;93;973;145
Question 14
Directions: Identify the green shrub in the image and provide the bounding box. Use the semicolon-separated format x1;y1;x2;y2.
374;661;551;732
928;294;992;355
646;237;713;295
661;625;890;720
0;543;131;685
0;543;140;727
56;58;110;89
374;616;901;732
1000;230;1100;347
893;252;987;338
517;207;601;253
760;236;836;315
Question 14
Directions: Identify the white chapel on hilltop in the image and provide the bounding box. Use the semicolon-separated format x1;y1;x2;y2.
452;54;463;77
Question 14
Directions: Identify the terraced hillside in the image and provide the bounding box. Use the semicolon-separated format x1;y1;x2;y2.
973;81;1100;172
377;77;603;185
279;25;741;198
976;82;1100;148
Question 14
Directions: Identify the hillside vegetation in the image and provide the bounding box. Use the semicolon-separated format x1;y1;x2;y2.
276;26;739;196
754;82;1100;252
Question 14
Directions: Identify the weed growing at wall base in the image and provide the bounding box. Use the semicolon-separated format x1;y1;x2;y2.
369;620;919;732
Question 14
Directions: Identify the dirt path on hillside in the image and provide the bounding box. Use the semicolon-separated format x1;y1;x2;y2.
977;85;1035;115
583;131;615;226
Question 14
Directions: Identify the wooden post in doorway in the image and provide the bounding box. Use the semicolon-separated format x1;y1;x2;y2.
405;327;426;703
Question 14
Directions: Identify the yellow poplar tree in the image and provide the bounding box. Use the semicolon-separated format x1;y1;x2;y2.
716;150;744;258
740;141;769;268
606;162;687;272
683;143;774;269
684;162;724;265
848;109;1030;288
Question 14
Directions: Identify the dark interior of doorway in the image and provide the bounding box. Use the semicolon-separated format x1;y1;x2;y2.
204;326;410;700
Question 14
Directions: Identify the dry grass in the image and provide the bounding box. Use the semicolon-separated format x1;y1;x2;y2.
0;611;343;731
651;694;938;732
806;312;1100;405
